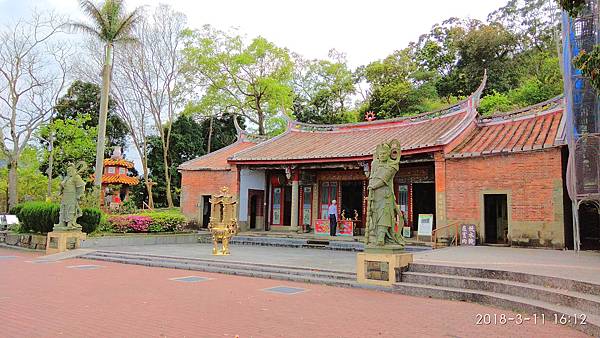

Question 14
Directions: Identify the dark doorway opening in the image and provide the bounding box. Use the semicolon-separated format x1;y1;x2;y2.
250;195;257;229
341;181;364;234
283;186;292;226
412;183;436;230
579;202;600;250
484;194;508;245
202;195;211;228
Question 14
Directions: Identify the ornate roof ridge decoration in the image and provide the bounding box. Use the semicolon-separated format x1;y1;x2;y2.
287;71;487;133
233;113;271;143
479;95;564;124
103;158;135;169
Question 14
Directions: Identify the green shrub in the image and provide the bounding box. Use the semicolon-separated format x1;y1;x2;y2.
79;208;102;234
9;204;24;217
11;201;101;234
17;202;59;233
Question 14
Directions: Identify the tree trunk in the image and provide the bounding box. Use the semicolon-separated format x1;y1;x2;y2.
7;157;18;210
162;148;173;208
207;115;213;153
142;149;153;209
93;43;113;191
145;181;154;209
46;132;54;199
257;107;265;135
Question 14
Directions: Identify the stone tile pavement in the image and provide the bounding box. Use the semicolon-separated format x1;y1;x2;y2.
0;247;589;338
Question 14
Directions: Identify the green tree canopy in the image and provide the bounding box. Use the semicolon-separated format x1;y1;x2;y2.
0;147;59;211
183;26;294;135
145;113;239;207
39;114;98;178
53;80;128;153
292;50;357;124
358;48;440;119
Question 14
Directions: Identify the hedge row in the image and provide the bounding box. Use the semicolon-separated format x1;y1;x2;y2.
107;211;186;233
11;202;101;234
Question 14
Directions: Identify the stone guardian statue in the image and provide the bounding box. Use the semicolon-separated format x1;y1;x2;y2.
54;163;86;231
365;139;406;249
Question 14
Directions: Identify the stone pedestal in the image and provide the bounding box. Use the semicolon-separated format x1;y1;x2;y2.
356;251;413;287
46;231;87;255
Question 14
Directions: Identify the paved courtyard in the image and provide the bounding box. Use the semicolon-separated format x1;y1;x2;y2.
0;247;590;338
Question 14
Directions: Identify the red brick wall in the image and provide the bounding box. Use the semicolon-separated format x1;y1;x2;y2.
180;167;239;220
445;148;565;247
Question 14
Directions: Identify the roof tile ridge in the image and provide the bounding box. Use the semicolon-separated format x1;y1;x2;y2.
289;95;477;132
480;95;564;121
480;104;564;127
229;128;293;160
178;139;254;170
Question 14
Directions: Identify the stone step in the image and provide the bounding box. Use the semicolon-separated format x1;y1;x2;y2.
86;254;359;287
402;271;600;316
83;251;356;281
407;263;600;296
393;282;600;337
199;234;431;252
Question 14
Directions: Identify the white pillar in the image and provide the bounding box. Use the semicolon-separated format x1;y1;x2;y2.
290;175;299;232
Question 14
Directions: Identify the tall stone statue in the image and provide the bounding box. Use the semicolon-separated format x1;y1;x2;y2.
365;139;406;249
54;163;86;231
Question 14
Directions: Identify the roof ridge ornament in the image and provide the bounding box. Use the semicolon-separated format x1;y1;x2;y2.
365;111;376;122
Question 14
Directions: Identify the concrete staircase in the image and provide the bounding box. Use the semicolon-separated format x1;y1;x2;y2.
198;234;431;252
82;250;360;288
395;263;600;337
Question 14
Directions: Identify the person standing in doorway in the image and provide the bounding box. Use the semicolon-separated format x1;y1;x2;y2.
329;200;338;236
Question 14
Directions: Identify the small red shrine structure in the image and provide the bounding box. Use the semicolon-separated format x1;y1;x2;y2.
100;147;139;209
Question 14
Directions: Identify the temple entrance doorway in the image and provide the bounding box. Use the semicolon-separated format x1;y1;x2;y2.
484;194;509;245
283;186;292;226
341;181;364;234
412;183;436;230
202;195;211;228
579;201;600;250
248;189;264;230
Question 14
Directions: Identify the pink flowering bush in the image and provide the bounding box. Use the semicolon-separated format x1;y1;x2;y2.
108;215;151;233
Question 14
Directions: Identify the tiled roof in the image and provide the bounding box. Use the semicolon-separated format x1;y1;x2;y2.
446;96;566;158
102;175;140;185
230;104;473;163
104;158;134;169
178;141;258;171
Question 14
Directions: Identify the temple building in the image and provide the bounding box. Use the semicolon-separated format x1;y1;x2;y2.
179;77;572;249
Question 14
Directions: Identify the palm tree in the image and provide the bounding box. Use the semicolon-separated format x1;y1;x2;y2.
71;0;141;195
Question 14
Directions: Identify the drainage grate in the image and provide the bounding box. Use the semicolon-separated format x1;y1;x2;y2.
170;276;211;283
67;265;103;270
0;256;17;260
262;286;308;295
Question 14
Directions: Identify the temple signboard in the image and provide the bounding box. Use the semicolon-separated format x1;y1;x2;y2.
460;224;476;246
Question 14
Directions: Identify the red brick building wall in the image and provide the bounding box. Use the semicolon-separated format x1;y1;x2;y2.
445;148;565;248
179;166;239;220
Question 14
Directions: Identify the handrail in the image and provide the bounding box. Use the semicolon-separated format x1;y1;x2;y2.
431;221;461;249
